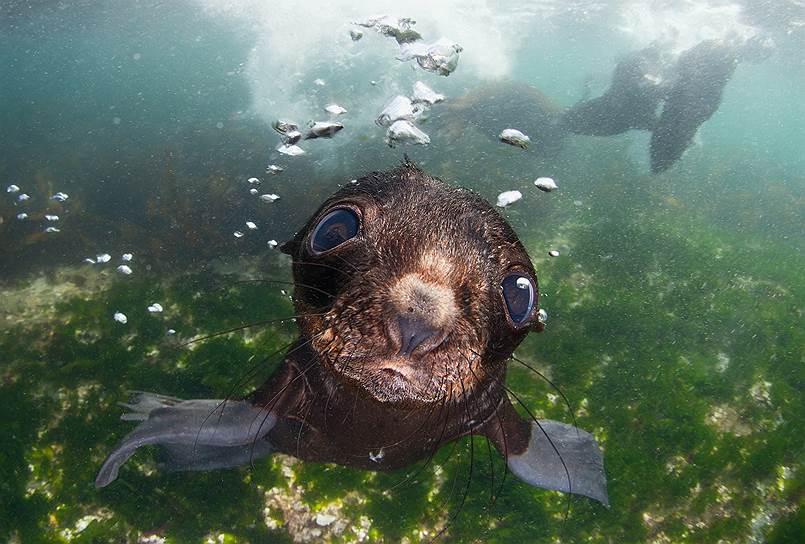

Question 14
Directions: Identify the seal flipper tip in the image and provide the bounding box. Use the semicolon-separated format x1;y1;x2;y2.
480;399;609;507
95;393;277;487
507;419;609;507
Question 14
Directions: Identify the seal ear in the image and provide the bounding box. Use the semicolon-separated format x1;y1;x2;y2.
478;397;609;507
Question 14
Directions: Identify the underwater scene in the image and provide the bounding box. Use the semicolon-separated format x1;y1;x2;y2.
1;0;803;542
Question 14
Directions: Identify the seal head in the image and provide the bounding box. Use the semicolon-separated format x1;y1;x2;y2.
282;160;541;405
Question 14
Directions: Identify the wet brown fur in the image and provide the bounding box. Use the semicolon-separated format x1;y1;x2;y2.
248;160;542;469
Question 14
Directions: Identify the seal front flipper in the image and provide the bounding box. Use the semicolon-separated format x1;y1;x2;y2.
479;398;609;507
95;392;277;487
649;40;737;173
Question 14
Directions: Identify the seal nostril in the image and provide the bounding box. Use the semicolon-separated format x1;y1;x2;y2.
396;315;436;357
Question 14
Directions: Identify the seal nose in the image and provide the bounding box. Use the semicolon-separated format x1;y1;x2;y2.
396;315;438;357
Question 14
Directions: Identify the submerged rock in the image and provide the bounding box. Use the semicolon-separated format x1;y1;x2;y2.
430;82;566;157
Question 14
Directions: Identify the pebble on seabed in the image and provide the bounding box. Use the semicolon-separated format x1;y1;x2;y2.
96;253;112;263
266;165;284;175
147;303;163;313
259;193;280;203
44;227;61;233
325;104;348;115
44;214;59;221
249;188;259;195
6;184;20;193
51;192;69;201
315;513;337;527
267;240;278;249
499;129;530;148
496;190;522;208
16;213;28;220
246;221;258;230
116;265;133;275
233;231;245;238
247;177;260;184
548;250;560;257
534;177;558;192
121;253;133;261
166;329;176;335
18;193;30;202
113;311;128;324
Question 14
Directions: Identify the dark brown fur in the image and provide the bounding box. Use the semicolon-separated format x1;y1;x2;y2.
253;160;540;467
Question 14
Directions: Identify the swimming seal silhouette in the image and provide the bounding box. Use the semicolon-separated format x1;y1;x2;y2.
95;161;609;508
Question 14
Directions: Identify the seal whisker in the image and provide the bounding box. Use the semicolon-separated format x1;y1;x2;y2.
180;312;324;348
429;373;475;544
191;337;298;460
504;384;574;526
385;382;453;492
465;359;508;507
227;278;336;301
481;347;580;436
289;259;351;276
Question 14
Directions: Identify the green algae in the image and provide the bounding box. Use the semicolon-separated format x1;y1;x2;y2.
0;161;802;543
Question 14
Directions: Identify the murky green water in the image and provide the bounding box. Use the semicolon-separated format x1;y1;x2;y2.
1;1;802;542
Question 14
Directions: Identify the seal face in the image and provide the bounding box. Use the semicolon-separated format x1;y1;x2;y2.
95;160;608;509
284;163;539;405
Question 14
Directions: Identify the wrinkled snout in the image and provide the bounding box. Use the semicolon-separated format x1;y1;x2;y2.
387;274;456;358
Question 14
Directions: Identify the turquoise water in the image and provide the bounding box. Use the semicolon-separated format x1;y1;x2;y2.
1;1;803;542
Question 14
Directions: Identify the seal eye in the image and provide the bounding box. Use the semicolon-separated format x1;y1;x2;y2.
310;207;359;254
501;273;535;325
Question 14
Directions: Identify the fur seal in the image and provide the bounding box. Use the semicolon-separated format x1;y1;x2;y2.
562;40;742;173
95;161;608;508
